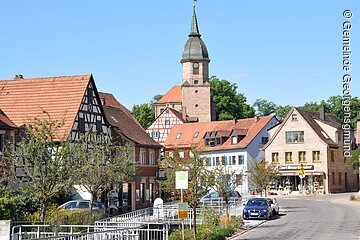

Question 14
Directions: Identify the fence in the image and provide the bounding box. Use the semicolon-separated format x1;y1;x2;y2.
11;223;169;240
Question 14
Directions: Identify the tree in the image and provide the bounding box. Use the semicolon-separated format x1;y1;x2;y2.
248;160;279;197
300;101;321;112
212;165;239;219
275;105;292;120
346;148;360;173
160;147;214;236
252;99;277;116
210;76;255;120
131;103;155;129
72;131;134;212
12;116;74;222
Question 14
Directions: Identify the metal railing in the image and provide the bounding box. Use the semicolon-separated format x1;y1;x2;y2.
12;223;169;240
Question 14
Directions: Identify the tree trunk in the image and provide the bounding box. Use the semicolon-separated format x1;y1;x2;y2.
192;204;197;238
40;200;48;223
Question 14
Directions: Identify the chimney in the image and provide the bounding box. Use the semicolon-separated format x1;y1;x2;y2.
14;74;23;79
181;107;187;120
319;105;325;121
232;119;237;125
255;116;260;123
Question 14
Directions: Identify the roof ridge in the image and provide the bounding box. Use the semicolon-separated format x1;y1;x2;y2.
0;74;91;82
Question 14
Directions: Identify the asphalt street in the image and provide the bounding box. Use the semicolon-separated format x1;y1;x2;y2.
234;193;360;240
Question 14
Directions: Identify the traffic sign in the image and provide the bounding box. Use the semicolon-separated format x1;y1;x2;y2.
176;171;188;189
178;203;189;219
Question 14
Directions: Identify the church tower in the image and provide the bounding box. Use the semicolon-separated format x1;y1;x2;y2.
181;4;214;122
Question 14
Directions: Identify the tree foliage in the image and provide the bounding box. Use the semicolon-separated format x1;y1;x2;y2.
212;165;239;218
12;116;74;222
346;148;360;173
131;103;155;129
72;131;134;211
248;160;279;197
300;96;360;127
210;76;255;120
253;99;277;116
275;105;292;120
160;147;214;235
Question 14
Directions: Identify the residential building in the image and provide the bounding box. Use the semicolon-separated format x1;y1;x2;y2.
147;107;186;145
99;93;162;212
164;116;279;195
153;4;215;123
264;107;359;194
0;109;17;156
0;74;161;212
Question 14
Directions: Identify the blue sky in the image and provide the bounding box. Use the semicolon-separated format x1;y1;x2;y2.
0;1;359;110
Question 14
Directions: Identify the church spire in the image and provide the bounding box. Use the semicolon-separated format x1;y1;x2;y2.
189;3;200;37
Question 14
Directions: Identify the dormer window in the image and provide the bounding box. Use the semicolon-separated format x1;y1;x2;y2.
193;132;199;138
232;136;238;145
176;133;182;139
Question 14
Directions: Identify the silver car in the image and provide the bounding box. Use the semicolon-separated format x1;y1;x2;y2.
265;197;279;215
58;200;105;213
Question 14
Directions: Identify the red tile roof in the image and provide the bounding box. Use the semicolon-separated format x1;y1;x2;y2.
164;116;275;151
0;75;91;139
156;86;182;104
0;109;17;129
99;93;161;148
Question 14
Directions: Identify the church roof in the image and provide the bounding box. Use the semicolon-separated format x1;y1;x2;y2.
156;86;182;104
0;75;91;139
181;5;209;62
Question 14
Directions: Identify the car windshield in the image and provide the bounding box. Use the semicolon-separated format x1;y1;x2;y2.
247;199;268;206
267;199;274;204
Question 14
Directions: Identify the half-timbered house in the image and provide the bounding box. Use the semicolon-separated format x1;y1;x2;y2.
99;92;162;212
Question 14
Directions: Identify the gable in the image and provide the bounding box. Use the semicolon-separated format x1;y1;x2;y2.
264;108;329;150
70;79;110;141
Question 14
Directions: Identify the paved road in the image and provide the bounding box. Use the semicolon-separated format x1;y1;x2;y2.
235;193;360;240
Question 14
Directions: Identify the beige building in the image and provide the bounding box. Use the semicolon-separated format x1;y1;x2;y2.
264;107;359;194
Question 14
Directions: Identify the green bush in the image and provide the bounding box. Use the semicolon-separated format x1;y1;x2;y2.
169;224;237;240
0;196;24;220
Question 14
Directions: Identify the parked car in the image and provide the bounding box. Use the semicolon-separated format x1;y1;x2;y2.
199;190;242;203
242;198;272;220
265;197;279;215
58;200;105;213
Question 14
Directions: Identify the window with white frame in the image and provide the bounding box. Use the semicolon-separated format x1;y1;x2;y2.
179;151;185;158
140;150;146;165
149;151;155;165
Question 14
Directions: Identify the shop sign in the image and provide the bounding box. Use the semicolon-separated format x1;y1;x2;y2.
278;165;314;171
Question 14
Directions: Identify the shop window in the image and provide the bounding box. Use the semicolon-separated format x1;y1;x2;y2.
272;153;279;163
298;151;306;163
285;152;292;162
313;151;320;162
285;131;304;143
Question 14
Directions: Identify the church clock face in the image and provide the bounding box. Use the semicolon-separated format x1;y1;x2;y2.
193;62;199;69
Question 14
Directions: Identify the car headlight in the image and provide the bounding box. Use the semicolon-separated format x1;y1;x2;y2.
261;209;268;212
